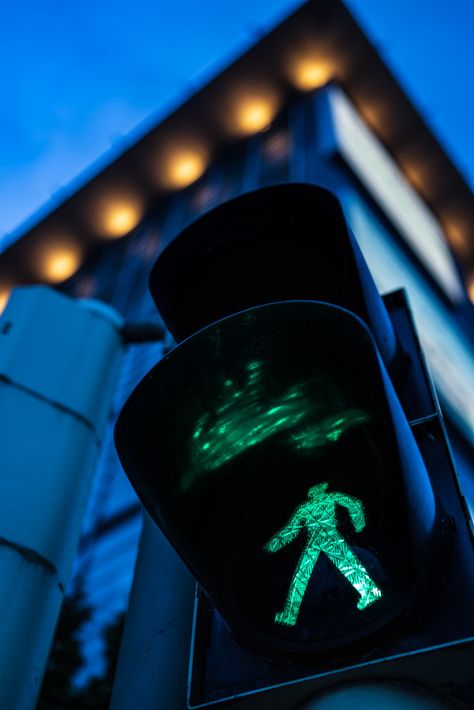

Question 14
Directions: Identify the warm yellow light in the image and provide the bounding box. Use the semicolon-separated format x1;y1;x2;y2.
468;276;474;304
39;241;82;283
99;198;143;238
292;59;333;91
442;219;470;255
400;158;436;196
162;148;208;189
0;287;12;315
234;96;277;135
359;104;385;134
403;165;424;192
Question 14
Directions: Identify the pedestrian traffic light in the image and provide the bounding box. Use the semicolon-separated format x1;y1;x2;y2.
114;184;465;673
115;297;444;662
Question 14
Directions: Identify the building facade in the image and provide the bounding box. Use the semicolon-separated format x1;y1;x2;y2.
1;0;473;685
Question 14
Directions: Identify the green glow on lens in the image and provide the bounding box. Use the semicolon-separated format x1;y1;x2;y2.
264;484;382;626
183;360;369;490
291;409;369;450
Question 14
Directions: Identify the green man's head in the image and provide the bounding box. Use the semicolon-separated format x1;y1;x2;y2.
308;482;329;498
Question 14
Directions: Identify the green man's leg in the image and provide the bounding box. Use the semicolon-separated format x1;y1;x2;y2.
323;536;382;610
274;547;320;627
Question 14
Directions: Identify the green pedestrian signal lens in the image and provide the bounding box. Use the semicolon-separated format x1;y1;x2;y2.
115;301;437;658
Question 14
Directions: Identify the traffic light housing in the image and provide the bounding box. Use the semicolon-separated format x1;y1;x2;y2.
114;185;473;704
147;183;398;369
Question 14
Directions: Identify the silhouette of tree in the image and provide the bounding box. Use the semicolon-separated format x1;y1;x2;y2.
38;589;125;709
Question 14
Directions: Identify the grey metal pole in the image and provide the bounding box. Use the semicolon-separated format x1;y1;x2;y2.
110;511;195;710
300;682;451;710
0;286;124;710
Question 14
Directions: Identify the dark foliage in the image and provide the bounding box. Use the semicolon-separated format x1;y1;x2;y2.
38;590;125;709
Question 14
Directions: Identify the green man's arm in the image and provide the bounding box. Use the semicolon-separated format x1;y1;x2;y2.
264;506;306;553
337;494;366;533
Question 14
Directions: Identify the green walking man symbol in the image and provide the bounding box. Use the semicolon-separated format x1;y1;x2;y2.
264;483;382;627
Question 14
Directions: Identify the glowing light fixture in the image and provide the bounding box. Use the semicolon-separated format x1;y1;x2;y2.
442;218;470;255
291;58;333;91
401;163;426;193
38;240;82;283
161;147;208;190
0;287;12;314
232;92;279;135
224;86;280;136
98;196;143;239
468;276;474;304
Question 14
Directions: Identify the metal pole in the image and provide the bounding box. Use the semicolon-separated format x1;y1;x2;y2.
0;286;124;710
110;511;195;710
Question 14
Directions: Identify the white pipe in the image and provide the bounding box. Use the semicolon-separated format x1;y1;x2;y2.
0;286;124;709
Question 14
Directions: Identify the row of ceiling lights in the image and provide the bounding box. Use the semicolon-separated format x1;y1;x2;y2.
0;53;472;312
0;56;334;314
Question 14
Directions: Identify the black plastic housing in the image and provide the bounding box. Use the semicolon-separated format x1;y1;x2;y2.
149;184;398;369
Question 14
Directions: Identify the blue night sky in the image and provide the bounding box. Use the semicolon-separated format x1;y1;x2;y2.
1;0;472;243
